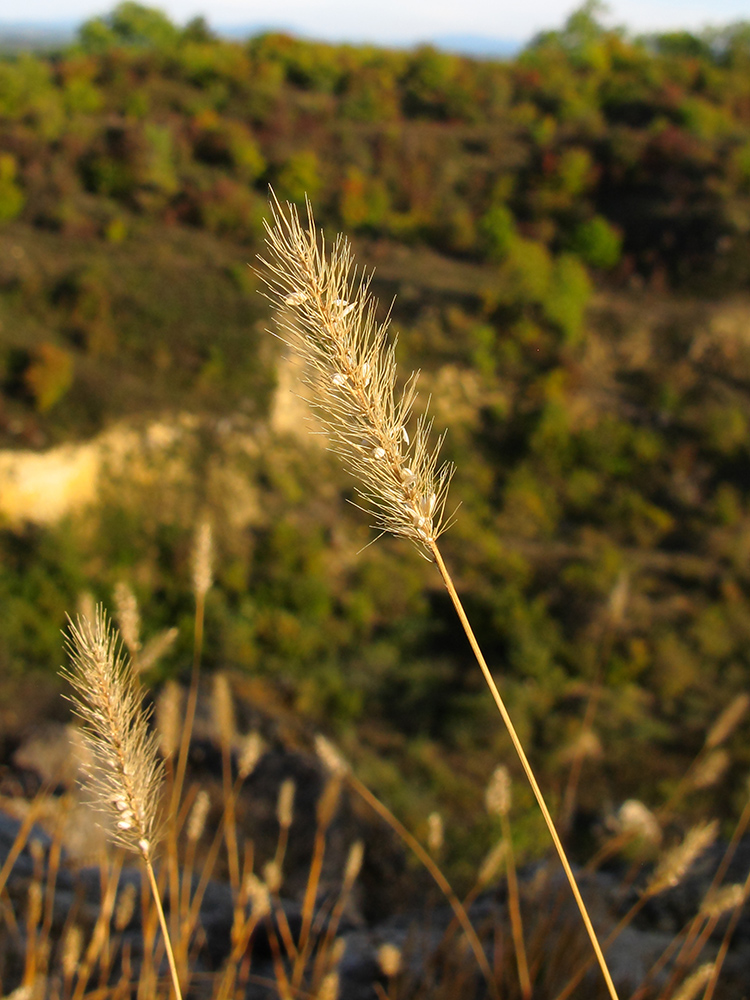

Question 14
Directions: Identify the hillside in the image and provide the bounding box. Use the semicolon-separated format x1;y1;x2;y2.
2;1;750;865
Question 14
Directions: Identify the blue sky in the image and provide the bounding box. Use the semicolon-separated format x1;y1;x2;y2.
5;0;750;45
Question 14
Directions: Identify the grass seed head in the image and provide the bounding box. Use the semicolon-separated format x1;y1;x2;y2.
616;799;662;847
238;730;264;779
647;820;718;896
377;943;402;978
62;607;164;859
277;778;296;829
187;789;211;843
344;839;364;885
245;873;271;918
259;194;455;556
192;520;213;598
673;963;714;1000
427;811;444;855
263;859;282;894
317;971;339;1000
212;672;236;747
691;748;730;790
700;882;744;918
115;882;138;930
315;734;350;778
318;775;342;828
485;765;512;817
62;925;83;980
156;679;182;759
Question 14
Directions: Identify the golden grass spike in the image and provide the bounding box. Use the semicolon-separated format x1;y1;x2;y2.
672;962;714;1000
259;193;455;556
63;607;162;857
647;821;718;896
427;811;444;856
277;778;296;829
192;519;213;598
156;679;182;759
187;789;210;843
377;943;402;978
63;606;183;1000
691;748;730;790
485;765;512;817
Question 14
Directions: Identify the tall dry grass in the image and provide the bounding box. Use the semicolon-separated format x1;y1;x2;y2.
258;193;618;1000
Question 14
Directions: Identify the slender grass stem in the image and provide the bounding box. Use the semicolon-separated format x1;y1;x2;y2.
500;808;531;999
428;538;620;1000
173;589;205;815
144;855;183;1000
347;770;500;1000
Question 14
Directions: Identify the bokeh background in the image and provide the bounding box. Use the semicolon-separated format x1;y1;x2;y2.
1;0;750;877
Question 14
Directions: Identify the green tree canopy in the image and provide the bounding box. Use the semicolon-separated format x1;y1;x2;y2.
79;2;179;52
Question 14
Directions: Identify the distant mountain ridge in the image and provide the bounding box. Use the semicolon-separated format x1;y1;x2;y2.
0;22;76;51
0;17;522;55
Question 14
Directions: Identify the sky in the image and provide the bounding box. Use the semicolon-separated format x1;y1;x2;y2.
4;0;750;47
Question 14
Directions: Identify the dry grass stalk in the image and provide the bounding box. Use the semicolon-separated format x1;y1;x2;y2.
173;517;215;835
262;195;619;1000
705;693;750;749
212;672;236;747
479;840;507;886
62;607;182;1000
484;765;530;998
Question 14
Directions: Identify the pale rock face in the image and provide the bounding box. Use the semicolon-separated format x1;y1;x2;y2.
0;422;183;525
0;415;260;528
0;440;100;524
269;351;316;439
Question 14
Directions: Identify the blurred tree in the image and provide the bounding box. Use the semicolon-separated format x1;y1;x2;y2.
79;2;179;52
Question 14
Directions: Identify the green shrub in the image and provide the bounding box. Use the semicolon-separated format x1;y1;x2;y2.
542;252;592;342
24;342;74;412
570;216;623;269
0;155;25;223
479;204;517;261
